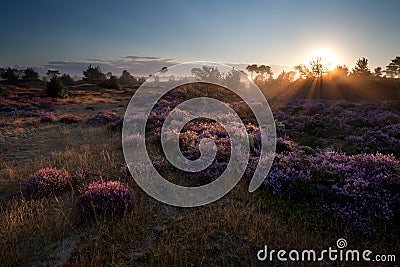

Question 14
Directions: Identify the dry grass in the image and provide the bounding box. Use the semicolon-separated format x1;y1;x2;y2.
0;85;397;266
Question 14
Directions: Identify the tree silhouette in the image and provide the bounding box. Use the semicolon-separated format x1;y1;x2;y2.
255;65;273;80
47;69;60;79
246;64;258;80
60;74;75;86
191;65;223;83
332;65;349;78
276;70;296;84
22;67;39;81
294;64;312;79
119;70;137;85
385;56;400;78
45;77;68;98
100;75;120;89
374;67;383;78
83;65;106;83
352;57;371;77
1;67;19;84
225;68;242;90
309;57;327;78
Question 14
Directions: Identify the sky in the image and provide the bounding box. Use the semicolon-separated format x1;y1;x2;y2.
1;0;399;76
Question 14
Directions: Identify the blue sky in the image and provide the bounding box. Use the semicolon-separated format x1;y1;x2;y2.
1;0;399;76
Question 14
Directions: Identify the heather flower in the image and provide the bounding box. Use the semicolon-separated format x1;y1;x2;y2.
86;111;121;126
74;180;135;218
276;138;297;153
106;116;123;130
40;112;56;123
22;168;72;198
264;151;312;197
59;114;83;123
310;151;400;234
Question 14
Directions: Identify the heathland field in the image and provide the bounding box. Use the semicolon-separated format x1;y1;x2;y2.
1;81;399;266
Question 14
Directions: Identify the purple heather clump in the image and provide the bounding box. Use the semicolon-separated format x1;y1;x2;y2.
74;180;135;218
264;151;312;197
276;137;297;153
263;148;400;234
86;111;121;126
40;112;56;123
22;167;72;198
311;152;400;234
345;129;400;155
59;114;83;124
106;116;123;130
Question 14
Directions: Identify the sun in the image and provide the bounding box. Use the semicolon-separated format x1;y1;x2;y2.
307;49;338;71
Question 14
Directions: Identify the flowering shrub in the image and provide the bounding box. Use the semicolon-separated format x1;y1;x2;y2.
74;180;135;218
276;137;297;153
106;116;123;130
312;152;400;234
264;151;312;197
86;111;121;126
262;150;400;235
22;168;72;198
140;94;400;235
40;112;56;123
59;114;83;123
345;129;400;156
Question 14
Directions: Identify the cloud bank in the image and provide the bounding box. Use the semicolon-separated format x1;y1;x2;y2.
7;56;293;78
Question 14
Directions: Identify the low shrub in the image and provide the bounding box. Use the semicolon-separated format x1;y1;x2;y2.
86;111;121;126
74;180;135;218
22;168;72;198
45;77;68;98
59;114;83;124
40;112;56;123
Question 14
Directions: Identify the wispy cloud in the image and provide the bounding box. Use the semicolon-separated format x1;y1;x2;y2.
36;56;179;77
29;56;293;78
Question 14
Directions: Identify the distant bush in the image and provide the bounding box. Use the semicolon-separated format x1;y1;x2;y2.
59;114;83;124
99;75;120;89
40;112;56;123
106;116;123;131
22;168;72;198
60;74;75;86
119;70;137;85
45;77;68;98
83;65;106;84
1;67;19;84
22;67;39;81
87;111;121;126
74;180;135;218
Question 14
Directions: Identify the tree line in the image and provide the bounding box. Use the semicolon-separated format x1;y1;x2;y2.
0;65;147;88
245;56;400;84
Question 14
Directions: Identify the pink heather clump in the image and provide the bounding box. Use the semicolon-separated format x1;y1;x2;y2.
86;111;121;126
40;112;56;123
74;180;135;218
59;114;83;123
22;167;72;198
